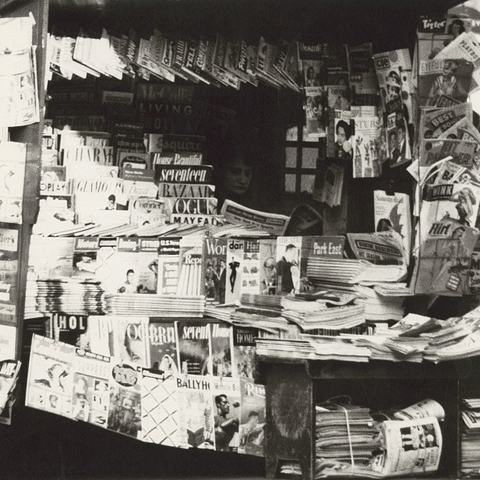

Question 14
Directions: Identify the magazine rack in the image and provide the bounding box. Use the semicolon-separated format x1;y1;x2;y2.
258;357;460;480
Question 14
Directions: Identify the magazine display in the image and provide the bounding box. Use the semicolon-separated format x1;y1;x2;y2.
176;320;211;376
148;319;178;373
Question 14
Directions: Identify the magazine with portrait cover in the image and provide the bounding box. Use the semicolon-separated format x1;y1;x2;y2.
258;238;277;296
304;86;327;138
176;320;211;376
139;368;180;446
110;315;150;368
386;111;411;167
239;379;265;457
203;237;227;304
374;190;412;261
211;376;241;452
233;326;258;379
224;238;244;304
26;334;75;418
72;348;110;427
148;319;178;373
351;113;381;178
156;237;180;295
107;358;142;439
275;236;302;295
210;322;234;377
326;109;353;159
176;374;215;449
418;58;473;107
410;214;478;296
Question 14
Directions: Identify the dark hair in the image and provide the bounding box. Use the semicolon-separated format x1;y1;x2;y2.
452;226;466;237
108;194;116;202
377;218;393;232
215;394;227;405
448;18;465;34
336;120;351;140
127;269;134;275
285;244;297;251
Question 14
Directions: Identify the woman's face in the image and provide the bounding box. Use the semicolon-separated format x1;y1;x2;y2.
336;126;346;146
222;157;253;196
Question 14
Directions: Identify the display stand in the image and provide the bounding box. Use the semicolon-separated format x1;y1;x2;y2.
259;357;460;480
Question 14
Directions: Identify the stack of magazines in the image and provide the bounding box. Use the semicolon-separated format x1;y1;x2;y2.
104;294;205;317
307;257;371;287
35;277;105;315
462;397;480;477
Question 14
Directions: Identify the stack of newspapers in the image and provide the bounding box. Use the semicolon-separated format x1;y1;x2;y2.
104;294;205;317
462;398;480;477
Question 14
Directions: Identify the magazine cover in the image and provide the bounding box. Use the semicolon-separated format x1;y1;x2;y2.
326;109;353;159
129;197;166;226
26;334;75;418
107;359;142;439
139;368;180;446
136;238;160;294
373;49;413;117
241;239;262;297
239;379;266;456
418;102;472;140
211;376;241;452
72;348;110;426
233;326;259;378
157;237;180;295
148;319;178;373
374;190;412;260
258;238;277;295
225;238;244;304
418;58;473;107
176;374;215;449
176;235;205;297
347;43;378;104
210;322;233;377
204;237;227;304
386;112;411;167
176;319;211;376
77;315;114;358
413;218;479;296
351;114;381;178
276;236;302;295
158;183;215;198
50;312;89;346
40;165;68;197
111;315;150;368
304;86;327;138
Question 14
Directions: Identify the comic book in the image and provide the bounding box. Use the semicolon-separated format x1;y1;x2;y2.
157;237;180;295
0;142;27;224
72;348;110;427
374;190;412;260
148;319;178;373
107;359;142;439
110;315;150;368
26;334;75;418
210;322;234;377
211;376;241;452
176;319;211;376
204;237;227;304
139;368;180;446
176;235;205;297
232;326;258;379
239;379;266;457
176;374;215;449
0;228;19;324
351;113;381;178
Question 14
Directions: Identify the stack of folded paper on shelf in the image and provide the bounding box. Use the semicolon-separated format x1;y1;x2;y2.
462;397;480;477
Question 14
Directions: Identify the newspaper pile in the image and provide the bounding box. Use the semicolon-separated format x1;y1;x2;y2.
462;398;480;477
